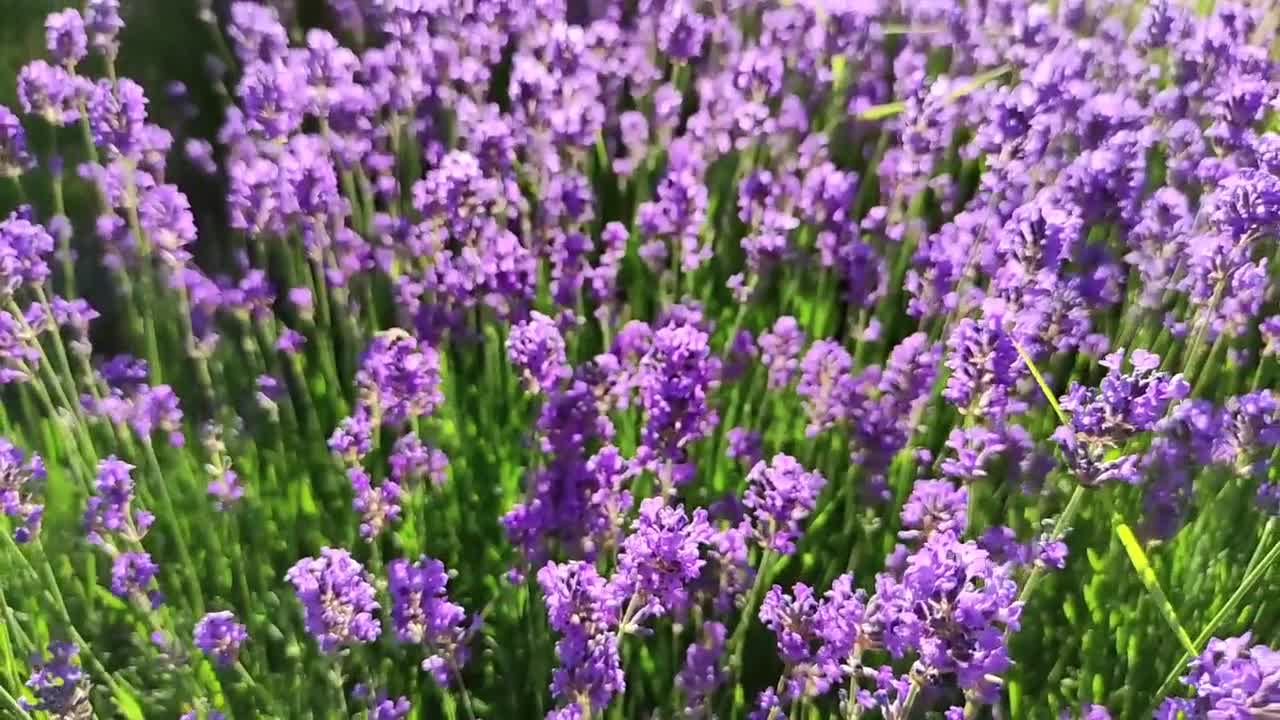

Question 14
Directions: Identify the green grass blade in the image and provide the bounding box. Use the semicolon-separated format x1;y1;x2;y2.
1115;522;1196;656
857;101;906;121
1011;339;1069;425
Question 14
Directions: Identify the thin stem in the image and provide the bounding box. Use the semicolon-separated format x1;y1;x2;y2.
896;679;922;720
140;439;206;616
450;661;479;720
1017;484;1087;606
726;549;777;704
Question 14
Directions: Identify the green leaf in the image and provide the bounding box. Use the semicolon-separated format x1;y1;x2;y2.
1115;522;1196;656
113;686;146;720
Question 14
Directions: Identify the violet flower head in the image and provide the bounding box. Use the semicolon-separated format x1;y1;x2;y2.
17;60;87;126
84;456;152;545
368;694;411;720
939;426;1007;483
84;0;124;59
538;561;619;635
0;305;41;384
726;427;763;467
110;551;161;605
21;641;91;718
797;340;855;436
1214;391;1280;477
636;323;720;471
138;184;198;266
743;454;827;555
676;621;727;718
88;78;149;158
130;384;185;447
537;561;625;717
0;212;55;296
276;328;306;355
349;467;402;540
45;9;88;67
389;433;449;487
285;547;382;652
657;0;709;62
871;532;1022;699
0;437;45;543
615;497;714;624
227;1;288;64
943;312;1022;421
508;311;571;393
356;330;444;425
329;407;374;463
1055;348;1188;486
1210;169;1280;239
206;469;244;511
386;555;470;685
1157;633;1280;719
758;316;806;390
898;479;968;543
759;573;866;700
193;611;248;667
0;105;34;178
237;59;307;141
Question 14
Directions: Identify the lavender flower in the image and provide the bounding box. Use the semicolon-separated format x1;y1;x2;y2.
17;60;87;126
285;547;382;652
84;0;123;59
45;9;88;68
725;427;763;467
21;641;91;717
388;433;449;487
1214;391;1280;478
0;105;33;177
538;561;624;717
1055;349;1188;486
84;456;152;545
759;574;866;699
943;311;1022;421
676;621;727;717
193;611;248;667
329;408;374;463
1210;169;1280;239
508;311;571;393
110;551;160;605
349;467;402;540
1157;634;1280;718
614;497;713;624
797;340;855;436
368;695;411;720
939;427;1007;483
88;78;149;158
636;323;720;475
758;316;806;390
871;532;1022;698
357;330;444;425
743;454;826;554
387;556;470;685
899;479;968;543
0;436;45;542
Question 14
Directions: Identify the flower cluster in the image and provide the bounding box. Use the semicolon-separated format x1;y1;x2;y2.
0;437;45;542
285;548;382;653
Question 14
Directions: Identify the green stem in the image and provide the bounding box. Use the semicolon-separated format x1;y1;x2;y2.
140;439;205;616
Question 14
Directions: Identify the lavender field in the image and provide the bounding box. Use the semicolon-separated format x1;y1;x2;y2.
2;0;1280;718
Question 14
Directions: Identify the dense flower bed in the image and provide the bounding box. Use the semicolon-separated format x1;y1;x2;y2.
2;1;1280;718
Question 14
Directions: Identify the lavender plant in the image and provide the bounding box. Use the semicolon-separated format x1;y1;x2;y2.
1;1;1279;719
